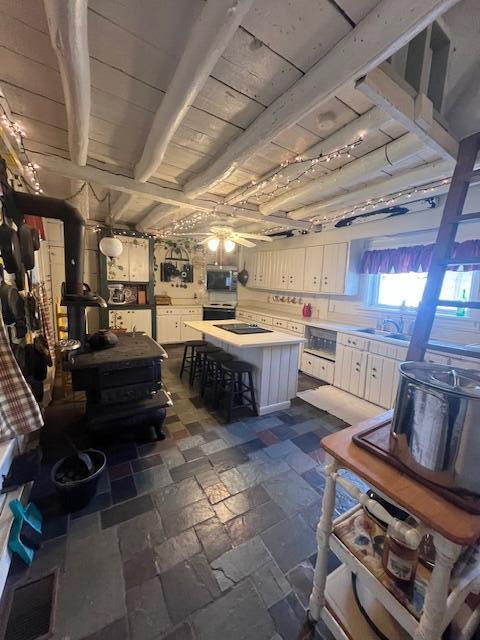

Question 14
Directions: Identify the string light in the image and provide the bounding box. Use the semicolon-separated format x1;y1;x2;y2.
309;177;452;226
159;138;363;236
0;108;43;194
228;137;363;207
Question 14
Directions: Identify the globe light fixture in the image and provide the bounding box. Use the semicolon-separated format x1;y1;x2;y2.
99;230;123;258
224;238;235;253
207;237;220;252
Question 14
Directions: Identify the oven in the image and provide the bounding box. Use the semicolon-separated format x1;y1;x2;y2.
202;306;236;321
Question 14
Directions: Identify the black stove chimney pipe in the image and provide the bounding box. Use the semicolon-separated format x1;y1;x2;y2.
13;191;85;296
12;191;106;345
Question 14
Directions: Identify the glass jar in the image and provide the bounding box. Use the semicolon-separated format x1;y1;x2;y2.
382;522;420;585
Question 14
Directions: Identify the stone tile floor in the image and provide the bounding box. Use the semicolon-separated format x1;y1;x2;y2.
3;346;360;640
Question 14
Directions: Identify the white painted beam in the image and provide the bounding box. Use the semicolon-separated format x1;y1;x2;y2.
289;159;451;220
225;106;392;205
43;0;90;166
136;204;184;230
183;0;460;198
355;67;459;161
134;0;255;182
232;211;313;231
263;133;423;216
108;192;132;224
28;152;256;218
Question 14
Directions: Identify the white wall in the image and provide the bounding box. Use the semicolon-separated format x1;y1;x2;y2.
238;188;480;345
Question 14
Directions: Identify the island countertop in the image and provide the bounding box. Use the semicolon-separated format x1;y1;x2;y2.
184;319;306;348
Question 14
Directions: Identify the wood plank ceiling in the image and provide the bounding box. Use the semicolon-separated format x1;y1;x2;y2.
0;0;465;233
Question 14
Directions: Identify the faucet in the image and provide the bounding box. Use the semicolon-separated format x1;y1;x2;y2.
382;318;403;334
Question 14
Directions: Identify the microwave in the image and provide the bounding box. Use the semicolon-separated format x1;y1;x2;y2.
206;268;238;292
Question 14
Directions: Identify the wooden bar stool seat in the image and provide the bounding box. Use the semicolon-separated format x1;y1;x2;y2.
191;344;222;387
201;351;235;399
179;340;208;385
216;360;257;422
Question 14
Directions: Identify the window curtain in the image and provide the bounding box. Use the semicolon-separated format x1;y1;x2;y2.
360;240;480;274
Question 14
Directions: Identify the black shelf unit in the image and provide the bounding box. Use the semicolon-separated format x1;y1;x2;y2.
98;228;156;339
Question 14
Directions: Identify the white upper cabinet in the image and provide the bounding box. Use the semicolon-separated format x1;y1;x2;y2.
321;243;348;294
128;238;150;282
243;239;361;295
107;237;149;282
286;248;305;291
303;245;324;292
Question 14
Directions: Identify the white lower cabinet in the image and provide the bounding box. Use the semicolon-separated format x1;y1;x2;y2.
108;309;152;337
364;354;403;409
181;319;202;341
156;308;202;344
157;316;181;343
301;352;334;384
334;345;368;397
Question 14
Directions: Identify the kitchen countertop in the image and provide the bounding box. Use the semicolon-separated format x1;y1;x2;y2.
237;305;383;340
184;319;306;348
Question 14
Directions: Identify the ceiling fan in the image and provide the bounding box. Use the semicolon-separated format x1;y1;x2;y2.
177;223;273;252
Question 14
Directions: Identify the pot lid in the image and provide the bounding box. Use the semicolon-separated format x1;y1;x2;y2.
400;362;480;398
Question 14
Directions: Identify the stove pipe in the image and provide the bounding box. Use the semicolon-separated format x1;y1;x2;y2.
12;191;106;343
14;192;85;295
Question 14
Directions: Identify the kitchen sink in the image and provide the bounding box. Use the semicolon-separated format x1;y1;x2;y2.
355;328;410;342
356;328;393;336
388;333;410;342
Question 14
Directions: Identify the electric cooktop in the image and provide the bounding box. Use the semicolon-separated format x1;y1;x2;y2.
213;323;273;335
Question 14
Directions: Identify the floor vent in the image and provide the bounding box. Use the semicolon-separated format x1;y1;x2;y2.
2;572;56;640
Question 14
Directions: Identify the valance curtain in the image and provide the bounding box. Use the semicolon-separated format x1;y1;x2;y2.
360;240;480;274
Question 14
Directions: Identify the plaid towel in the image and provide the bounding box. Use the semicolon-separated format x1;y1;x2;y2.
33;282;55;362
0;313;43;441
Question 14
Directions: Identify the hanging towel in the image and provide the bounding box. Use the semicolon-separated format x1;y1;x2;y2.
33;283;55;362
0;312;43;441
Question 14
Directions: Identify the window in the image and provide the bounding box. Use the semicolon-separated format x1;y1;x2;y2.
372;270;475;312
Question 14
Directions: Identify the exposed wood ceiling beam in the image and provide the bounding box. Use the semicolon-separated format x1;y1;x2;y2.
289;159;452;220
264;133;423;216
136;204;184;230
43;0;90;166
225;106;392;205
355;67;459;161
28;152;256;218
183;0;460;199
108;192;132;224
232;211;313;231
135;0;255;182
109;0;254;223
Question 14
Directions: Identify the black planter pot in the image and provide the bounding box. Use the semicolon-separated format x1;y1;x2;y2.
51;449;106;512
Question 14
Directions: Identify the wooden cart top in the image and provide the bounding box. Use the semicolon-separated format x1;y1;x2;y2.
321;411;480;546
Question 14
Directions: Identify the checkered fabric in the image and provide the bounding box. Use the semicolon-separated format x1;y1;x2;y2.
0;313;43;442
33;282;55;362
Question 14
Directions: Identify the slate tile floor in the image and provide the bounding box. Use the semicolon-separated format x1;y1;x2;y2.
3;345;357;640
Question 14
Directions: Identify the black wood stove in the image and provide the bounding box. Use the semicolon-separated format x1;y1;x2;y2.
69;333;171;440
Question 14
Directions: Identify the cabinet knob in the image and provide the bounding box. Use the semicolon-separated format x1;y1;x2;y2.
372;374;376;378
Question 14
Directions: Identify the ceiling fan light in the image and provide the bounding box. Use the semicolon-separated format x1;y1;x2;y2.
207;237;220;252
224;238;235;253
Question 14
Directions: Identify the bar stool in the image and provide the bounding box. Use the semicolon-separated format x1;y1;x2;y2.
179;340;208;385
216;360;257;422
201;351;235;399
191;344;222;387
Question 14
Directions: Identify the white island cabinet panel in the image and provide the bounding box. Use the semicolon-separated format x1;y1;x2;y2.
185;320;304;415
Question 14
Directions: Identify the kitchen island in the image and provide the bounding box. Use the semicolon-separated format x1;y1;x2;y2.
184;319;305;415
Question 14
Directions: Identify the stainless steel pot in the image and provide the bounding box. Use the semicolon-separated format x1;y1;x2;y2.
390;362;480;494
